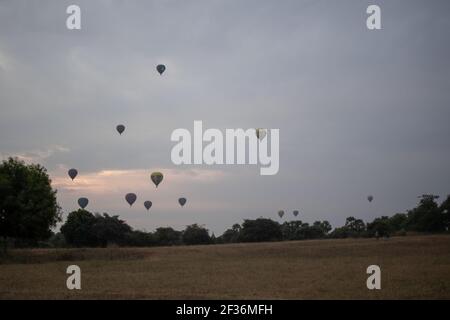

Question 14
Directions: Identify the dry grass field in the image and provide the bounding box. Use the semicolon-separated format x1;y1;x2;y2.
0;235;449;299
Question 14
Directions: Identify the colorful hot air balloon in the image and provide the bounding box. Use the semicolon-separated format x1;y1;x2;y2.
367;195;374;202
78;197;89;209
256;128;267;141
125;193;137;206
116;124;125;135
156;64;166;75
151;172;164;188
68;168;78;180
278;210;285;218
293;210;299;217
144;201;152;210
178;197;187;207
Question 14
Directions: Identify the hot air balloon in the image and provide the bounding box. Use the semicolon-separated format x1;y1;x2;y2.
78;197;89;209
256;128;267;141
367;195;374;202
293;210;299;217
278;210;285;218
116;124;125;135
156;64;166;75
151;172;164;188
178;197;187;207
144;201;152;210
68;168;78;180
125;193;137;206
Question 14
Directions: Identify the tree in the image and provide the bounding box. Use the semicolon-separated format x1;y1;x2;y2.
221;223;241;243
313;220;332;235
154;227;181;246
280;220;328;240
281;221;303;240
330;217;366;238
407;194;445;232
388;213;408;232
47;232;67;248
0;158;61;250
367;216;391;237
330;226;349;239
91;213;132;247
342;216;366;237
60;209;98;247
239;218;282;242
61;211;135;247
345;217;366;233
124;230;156;247
182;224;211;245
439;195;450;231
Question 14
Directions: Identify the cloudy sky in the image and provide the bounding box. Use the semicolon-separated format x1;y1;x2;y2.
1;0;449;234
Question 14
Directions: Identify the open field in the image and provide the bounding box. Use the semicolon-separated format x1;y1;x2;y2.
1;235;449;299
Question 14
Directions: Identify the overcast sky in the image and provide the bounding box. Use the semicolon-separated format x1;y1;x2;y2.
1;0;449;235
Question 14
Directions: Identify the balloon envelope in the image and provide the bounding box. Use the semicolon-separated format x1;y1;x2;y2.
293;210;299;217
116;125;125;135
367;195;374;202
68;168;78;180
156;64;166;75
78;197;89;209
178;197;187;207
125;193;137;206
278;210;285;218
144;201;152;210
151;172;164;188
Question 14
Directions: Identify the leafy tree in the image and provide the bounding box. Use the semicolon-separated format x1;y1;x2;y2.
0;158;61;250
330;226;349;239
47;232;67;248
296;223;315;239
388;213;408;232
344;217;366;233
239;218;282;242
182;224;211;245
407;194;445;232
313;220;332;235
330;217;366;238
91;213;132;247
439;195;450;231
302;222;326;239
281;221;303;240
154;227;181;246
124;230;156;247
221;223;241;243
60;209;98;247
367;216;391;237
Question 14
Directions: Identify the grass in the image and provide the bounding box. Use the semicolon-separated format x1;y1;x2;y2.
0;235;449;299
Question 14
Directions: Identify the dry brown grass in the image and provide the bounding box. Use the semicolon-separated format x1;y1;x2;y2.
1;235;449;299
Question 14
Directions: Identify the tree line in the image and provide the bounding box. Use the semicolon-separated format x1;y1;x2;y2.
1;158;449;250
51;192;449;248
